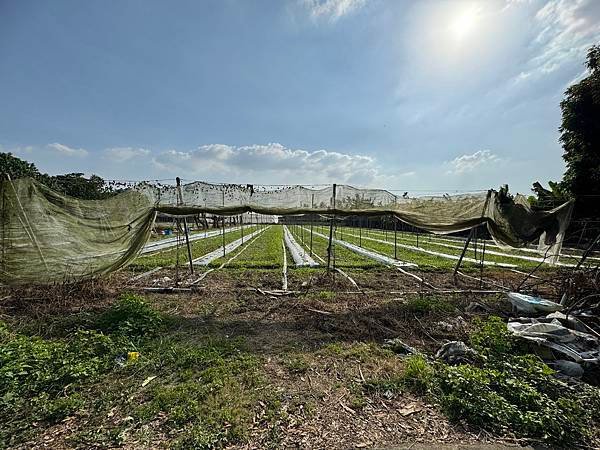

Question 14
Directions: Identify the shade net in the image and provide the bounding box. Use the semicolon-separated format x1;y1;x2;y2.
1;178;573;284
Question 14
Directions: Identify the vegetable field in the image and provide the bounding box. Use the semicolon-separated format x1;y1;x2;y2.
2;221;599;449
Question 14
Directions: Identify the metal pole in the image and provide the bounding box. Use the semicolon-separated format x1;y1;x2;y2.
479;237;486;289
385;217;388;242
241;214;244;243
453;228;475;277
176;177;194;274
222;190;226;257
394;216;398;259
310;194;314;256
359;217;362;247
473;227;478;260
574;231;600;271
326;184;337;271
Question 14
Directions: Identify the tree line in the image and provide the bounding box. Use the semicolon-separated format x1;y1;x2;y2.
0;152;117;200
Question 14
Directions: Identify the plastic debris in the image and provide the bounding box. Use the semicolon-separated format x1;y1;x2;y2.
435;341;479;365
383;338;417;355
552;360;584;378
141;375;158;387
507;292;562;314
508;318;599;364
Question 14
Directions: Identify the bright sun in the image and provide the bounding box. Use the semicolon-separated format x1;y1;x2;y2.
449;7;479;41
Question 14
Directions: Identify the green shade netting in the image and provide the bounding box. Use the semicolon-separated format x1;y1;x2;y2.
1;178;573;284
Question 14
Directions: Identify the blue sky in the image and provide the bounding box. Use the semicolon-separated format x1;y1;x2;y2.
1;0;599;195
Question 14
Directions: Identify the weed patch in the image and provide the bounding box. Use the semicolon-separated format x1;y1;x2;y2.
401;296;455;315
96;293;164;338
133;337;277;449
363;317;600;446
0;324;119;447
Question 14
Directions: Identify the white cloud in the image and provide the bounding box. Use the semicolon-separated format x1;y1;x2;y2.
302;0;367;22
152;142;394;186
446;150;500;174
519;0;600;81
105;147;150;162
48;143;88;157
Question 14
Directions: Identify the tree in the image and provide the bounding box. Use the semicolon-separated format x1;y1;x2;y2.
0;152;44;180
0;152;115;200
49;173;114;200
558;44;600;218
528;181;570;211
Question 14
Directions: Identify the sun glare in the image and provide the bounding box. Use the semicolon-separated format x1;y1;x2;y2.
449;7;479;41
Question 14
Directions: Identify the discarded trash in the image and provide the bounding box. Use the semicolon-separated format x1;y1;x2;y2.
141;375;157;387
465;301;490;313
435;341;479;365
383;338;417;355
552;360;584;378
436;316;467;332
398;402;423;416
114;354;126;367
508;318;599;364
507;292;562;314
436;321;454;332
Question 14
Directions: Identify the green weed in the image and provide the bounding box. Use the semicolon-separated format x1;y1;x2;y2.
402;296;455;315
0;325;118;447
362;317;600;446
96;293;164;337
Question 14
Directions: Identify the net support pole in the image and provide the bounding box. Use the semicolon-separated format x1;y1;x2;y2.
240;214;244;243
326;183;337;272
221;190;226;257
176;177;194;275
359;218;362;247
479;237;486;289
453;228;475;277
310;194;314;256
394;216;398;259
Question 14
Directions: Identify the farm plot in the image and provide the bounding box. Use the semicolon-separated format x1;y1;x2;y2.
131;225;258;270
287;224;383;269
3;226;599;449
342;226;594;267
336;226;544;270
141;225;242;253
210;225;284;269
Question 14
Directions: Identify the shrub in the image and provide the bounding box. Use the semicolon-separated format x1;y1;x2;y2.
96;293;163;337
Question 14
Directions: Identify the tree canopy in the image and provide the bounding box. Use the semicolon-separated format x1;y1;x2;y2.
0;152;116;200
558;44;600;218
